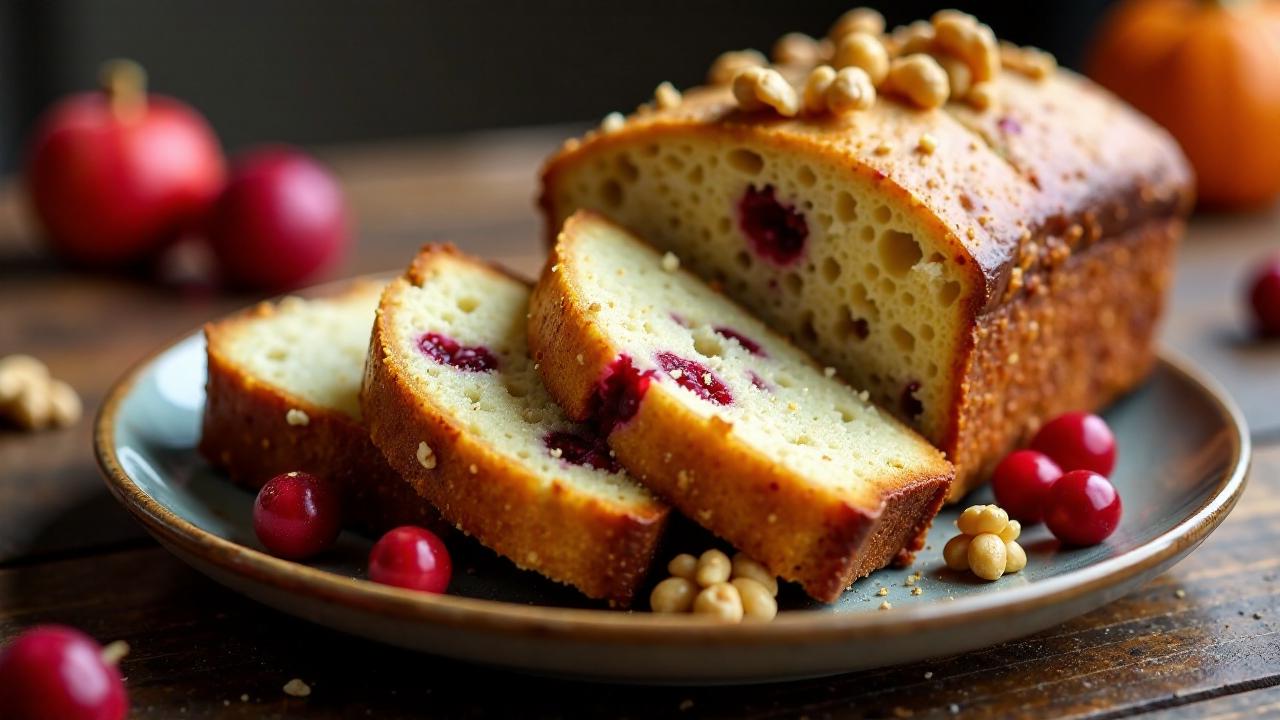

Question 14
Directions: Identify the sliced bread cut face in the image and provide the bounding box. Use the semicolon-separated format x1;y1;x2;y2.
528;211;954;602
361;245;669;605
200;281;444;536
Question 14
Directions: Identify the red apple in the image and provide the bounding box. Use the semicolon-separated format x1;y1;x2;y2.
207;147;349;291
25;60;225;267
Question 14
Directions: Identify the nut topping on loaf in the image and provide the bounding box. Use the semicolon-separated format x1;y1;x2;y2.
361;245;669;604
528;212;953;602
540;7;1193;500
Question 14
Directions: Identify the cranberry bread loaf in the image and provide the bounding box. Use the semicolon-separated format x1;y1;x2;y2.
200;281;444;536
361;245;669;604
540;9;1193;500
528;211;953;602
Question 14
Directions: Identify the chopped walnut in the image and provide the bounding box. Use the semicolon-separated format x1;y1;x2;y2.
707;49;767;85
827;67;876;114
829;7;885;40
654;81;682;110
885;54;950;110
772;32;824;67
833;32;889;86
732;66;800;117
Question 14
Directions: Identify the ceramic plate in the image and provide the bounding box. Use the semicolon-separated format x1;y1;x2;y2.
94;301;1249;684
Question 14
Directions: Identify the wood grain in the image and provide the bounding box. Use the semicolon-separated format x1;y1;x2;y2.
1;127;1279;718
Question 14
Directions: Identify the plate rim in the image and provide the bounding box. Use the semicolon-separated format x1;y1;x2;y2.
93;307;1251;647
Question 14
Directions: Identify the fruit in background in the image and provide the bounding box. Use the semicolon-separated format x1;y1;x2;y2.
368;526;452;593
252;471;342;560
0;625;128;720
1029;411;1117;477
1043;470;1123;546
208;147;349;291
1248;256;1280;336
25;59;225;266
1087;0;1280;209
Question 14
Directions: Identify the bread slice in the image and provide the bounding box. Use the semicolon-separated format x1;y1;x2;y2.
528;211;953;602
200;281;444;536
361;245;670;605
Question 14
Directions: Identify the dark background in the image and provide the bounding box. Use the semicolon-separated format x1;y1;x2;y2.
0;0;1113;174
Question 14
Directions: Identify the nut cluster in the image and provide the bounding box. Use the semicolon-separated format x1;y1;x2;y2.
708;7;1055;118
0;355;81;431
942;504;1028;581
650;549;779;622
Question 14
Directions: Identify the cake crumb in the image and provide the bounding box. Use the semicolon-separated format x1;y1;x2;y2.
879;601;892;610
824;366;836;378
702;372;713;386
924;671;933;679
661;252;681;272
576;353;584;365
601;112;625;133
1254;612;1264;620
917;133;938;154
283;679;311;698
469;464;479;474
877;587;889;596
670;368;684;380
416;441;437;470
1174;589;1186;599
912;587;923;596
285;408;310;427
240;694;249;703
549;447;563;459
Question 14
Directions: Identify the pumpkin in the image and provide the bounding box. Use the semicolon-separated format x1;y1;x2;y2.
1088;0;1280;210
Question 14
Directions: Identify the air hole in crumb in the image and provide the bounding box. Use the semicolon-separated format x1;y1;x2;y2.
727;148;764;175
688;165;704;184
797;166;817;187
874;205;892;224
616;154;640;182
901;292;916;306
692;333;725;358
939;281;963;306
504;378;531;398
267;348;288;361
860;225;875;242
821;257;842;282
921;324;935;341
664;154;686;171
800;311;819;344
464;387;482;404
838;406;857;422
850;283;880;319
927;362;940;378
880;230;923;276
735;250;753;270
775;373;796;388
929;252;946;263
784;272;804;295
837;311;870;341
879;277;897;294
457;296;479;313
863;263;880;280
891;324;916;352
836;192;859;223
641;143;660;157
601;179;623;208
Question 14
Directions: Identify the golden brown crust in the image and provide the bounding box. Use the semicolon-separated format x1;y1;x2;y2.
360;244;669;606
529;213;953;602
944;217;1179;499
199;286;446;537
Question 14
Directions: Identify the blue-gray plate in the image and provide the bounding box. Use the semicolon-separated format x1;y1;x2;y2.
95;315;1248;684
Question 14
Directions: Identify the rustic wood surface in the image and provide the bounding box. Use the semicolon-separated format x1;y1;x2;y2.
1;127;1278;719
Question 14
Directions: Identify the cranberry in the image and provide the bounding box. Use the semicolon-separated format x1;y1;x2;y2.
0;626;128;720
714;326;765;356
417;332;498;372
1043;470;1123;546
749;371;771;391
655;352;733;405
253;471;342;560
737;184;808;265
1030;411;1117;476
900;381;923;419
544;430;621;473
996;115;1023;135
208;146;349;291
1248;258;1280;337
368;526;452;593
591;355;655;433
991;450;1064;523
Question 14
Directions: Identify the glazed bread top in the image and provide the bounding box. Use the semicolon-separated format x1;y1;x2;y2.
542;65;1192;312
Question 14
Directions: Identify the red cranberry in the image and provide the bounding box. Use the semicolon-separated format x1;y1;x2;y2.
749;371;771;391
1030;411;1117;476
368;526;452;593
208;146;349;291
544;430;621;473
738;184;808;265
0;625;128;720
1043;470;1123;546
1248;258;1280;337
996;115;1023;135
655;352;733;405
714;326;765;356
253;471;342;560
591;355;655;433
418;332;498;372
991;450;1063;523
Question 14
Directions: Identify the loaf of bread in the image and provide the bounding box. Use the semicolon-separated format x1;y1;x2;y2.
540;11;1193;500
528;211;953;601
200;281;445;536
361;245;670;604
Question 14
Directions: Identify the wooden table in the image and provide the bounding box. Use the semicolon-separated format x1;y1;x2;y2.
1;128;1278;719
